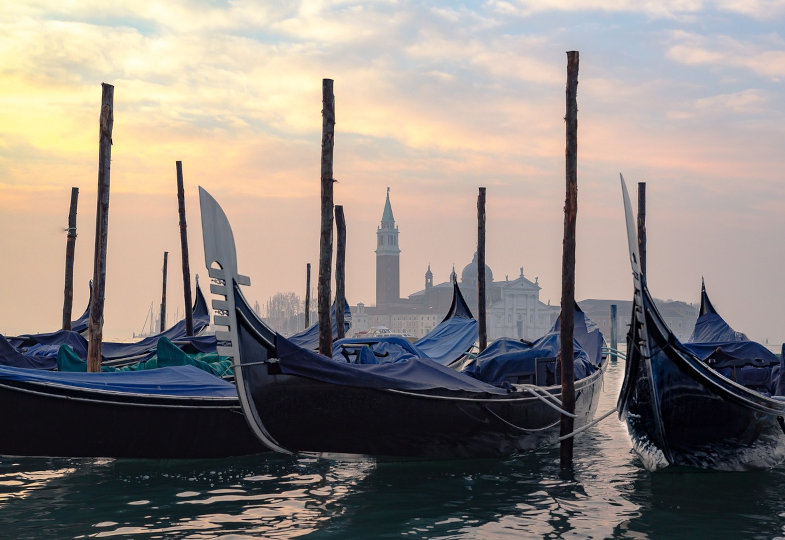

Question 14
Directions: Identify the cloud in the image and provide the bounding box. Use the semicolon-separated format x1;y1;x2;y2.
485;0;705;19
666;31;785;79
486;0;785;19
694;88;768;113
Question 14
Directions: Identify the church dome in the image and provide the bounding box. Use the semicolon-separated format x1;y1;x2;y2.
461;252;493;285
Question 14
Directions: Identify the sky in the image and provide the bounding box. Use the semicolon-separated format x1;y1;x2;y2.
1;0;784;343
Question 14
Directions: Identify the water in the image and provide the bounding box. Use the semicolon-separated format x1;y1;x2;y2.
2;362;785;538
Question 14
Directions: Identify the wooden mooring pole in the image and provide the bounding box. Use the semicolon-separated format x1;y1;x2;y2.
176;161;194;336
160;251;168;332
305;263;311;329
62;186;79;330
560;51;579;470
637;182;646;277
335;205;346;340
305;263;311;328
318;78;335;357
477;187;487;352
87;83;114;373
610;304;618;362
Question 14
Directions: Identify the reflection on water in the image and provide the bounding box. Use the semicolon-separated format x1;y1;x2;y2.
1;362;785;538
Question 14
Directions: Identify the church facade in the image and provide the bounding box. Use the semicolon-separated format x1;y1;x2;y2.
354;189;559;340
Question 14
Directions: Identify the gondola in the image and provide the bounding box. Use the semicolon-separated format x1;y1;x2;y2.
0;294;355;460
617;175;785;471
200;186;607;459
0;363;266;458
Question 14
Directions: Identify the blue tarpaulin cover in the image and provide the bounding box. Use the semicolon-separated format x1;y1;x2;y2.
414;317;477;366
275;334;510;395
459;304;604;386
688;313;748;343
684;281;780;394
0;363;238;397
0;334;55;370
461;335;595;386
332;336;424;365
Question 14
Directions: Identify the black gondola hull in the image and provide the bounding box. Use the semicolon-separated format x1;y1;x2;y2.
616;176;785;471
243;367;604;459
0;379;265;459
622;311;785;470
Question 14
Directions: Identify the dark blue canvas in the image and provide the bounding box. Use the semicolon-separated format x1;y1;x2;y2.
276;335;510;395
0;363;237;397
414;316;478;366
0;334;56;370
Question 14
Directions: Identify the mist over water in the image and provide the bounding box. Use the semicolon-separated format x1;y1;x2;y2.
2;361;785;538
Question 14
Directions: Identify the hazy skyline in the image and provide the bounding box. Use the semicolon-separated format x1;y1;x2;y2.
1;1;784;343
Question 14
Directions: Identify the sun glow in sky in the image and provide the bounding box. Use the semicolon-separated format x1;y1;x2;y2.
1;0;784;342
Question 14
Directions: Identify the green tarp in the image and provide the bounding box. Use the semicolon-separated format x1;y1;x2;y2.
57;337;233;377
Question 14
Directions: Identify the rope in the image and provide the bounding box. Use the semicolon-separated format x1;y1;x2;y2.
602;347;627;360
514;385;577;417
483;405;560;432
519;383;568;406
553;406;618;443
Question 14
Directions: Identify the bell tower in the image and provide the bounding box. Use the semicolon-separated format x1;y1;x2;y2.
375;187;400;305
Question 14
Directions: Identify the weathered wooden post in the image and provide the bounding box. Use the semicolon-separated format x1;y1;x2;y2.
560;51;579;469
62;187;79;330
318;78;335;357
87;83;114;373
335;205;346;340
610;303;618;362
176;161;194;336
305;263;311;328
637;182;646;277
160;251;168;332
477;187;487;352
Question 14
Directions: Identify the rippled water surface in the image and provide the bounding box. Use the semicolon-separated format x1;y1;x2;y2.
2;361;785;538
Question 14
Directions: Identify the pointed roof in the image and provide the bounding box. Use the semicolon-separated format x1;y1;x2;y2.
381;186;395;223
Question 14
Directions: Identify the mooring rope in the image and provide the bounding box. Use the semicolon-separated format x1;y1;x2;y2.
553;406;618;443
602;347;627;361
483;406;560;432
513;385;577;417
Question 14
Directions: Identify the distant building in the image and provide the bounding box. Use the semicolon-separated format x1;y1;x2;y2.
352;189;560;339
375;187;400;306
